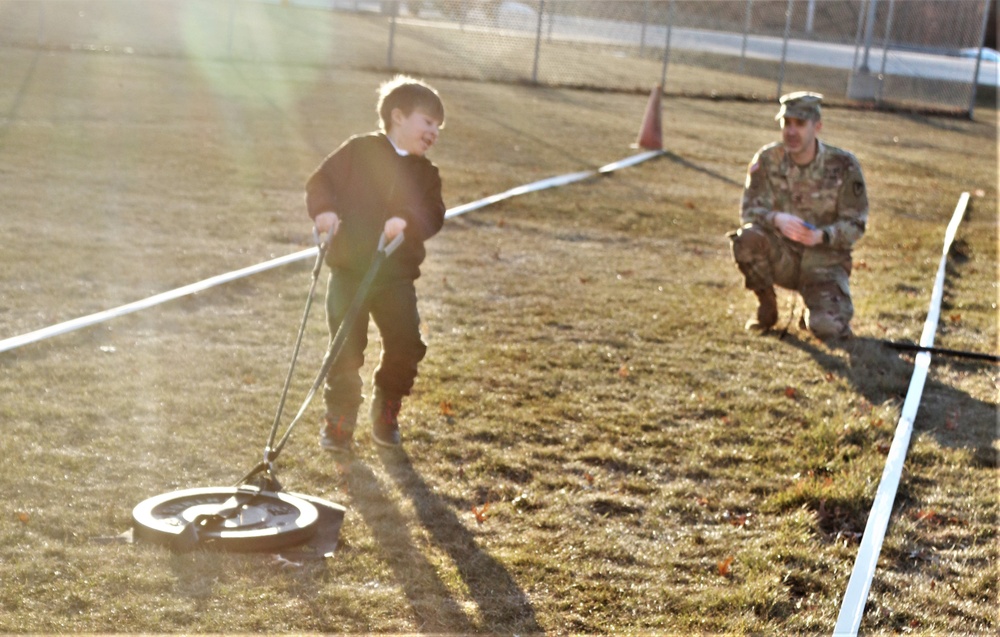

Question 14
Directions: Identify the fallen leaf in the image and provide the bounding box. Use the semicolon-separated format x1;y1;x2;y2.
618;364;630;378
876;442;891;455
728;513;751;528
497;218;505;228
949;314;962;323
272;555;303;569
471;502;490;525
439;401;455;417
17;512;29;524
784;386;798;399
718;555;734;577
584;472;595;485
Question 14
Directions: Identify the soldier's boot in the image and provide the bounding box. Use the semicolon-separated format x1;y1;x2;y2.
745;287;778;332
319;410;357;454
729;227;778;333
370;387;403;448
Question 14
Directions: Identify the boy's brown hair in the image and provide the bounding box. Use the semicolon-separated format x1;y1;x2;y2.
376;75;445;132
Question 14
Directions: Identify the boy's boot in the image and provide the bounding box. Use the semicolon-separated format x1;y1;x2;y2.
370;387;403;448
745;287;778;332
319;410;357;454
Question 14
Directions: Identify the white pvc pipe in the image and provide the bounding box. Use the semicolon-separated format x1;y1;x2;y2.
446;150;665;218
1;151;665;353
833;191;971;636
444;170;594;219
0;248;317;354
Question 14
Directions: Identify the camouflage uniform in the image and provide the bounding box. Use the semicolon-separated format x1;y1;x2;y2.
729;96;868;339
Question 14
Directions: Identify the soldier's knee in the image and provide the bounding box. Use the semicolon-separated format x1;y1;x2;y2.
728;224;770;262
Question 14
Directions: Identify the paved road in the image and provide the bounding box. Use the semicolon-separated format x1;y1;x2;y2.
297;0;1000;87
633;24;997;88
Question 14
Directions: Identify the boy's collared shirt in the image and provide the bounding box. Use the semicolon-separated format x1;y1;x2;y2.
386;135;409;156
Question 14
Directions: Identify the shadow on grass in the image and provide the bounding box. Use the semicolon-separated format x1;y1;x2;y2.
662;150;743;188
781;333;997;456
0;48;43;150
344;458;476;633
377;449;542;634
346;453;541;633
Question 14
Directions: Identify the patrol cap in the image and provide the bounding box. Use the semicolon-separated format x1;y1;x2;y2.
775;91;823;121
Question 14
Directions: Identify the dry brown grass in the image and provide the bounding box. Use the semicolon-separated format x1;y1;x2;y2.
0;5;997;635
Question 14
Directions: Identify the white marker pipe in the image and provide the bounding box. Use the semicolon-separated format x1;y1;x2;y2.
446;150;664;219
0;248;317;354
1;151;665;353
833;192;971;636
445;170;594;219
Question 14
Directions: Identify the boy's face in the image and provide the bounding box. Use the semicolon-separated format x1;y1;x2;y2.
389;107;441;156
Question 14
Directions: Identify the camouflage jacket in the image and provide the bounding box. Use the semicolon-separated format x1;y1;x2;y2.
740;140;868;256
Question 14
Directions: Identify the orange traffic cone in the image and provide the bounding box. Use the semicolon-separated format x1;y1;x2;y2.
634;85;663;151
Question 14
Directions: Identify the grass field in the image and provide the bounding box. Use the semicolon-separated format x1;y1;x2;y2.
0;6;997;636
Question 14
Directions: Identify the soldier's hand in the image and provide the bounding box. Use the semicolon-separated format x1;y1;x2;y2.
773;212;822;246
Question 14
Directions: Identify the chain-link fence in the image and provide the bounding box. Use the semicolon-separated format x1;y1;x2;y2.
1;0;994;115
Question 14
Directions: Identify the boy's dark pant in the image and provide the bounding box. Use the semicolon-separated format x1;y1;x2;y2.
322;269;426;415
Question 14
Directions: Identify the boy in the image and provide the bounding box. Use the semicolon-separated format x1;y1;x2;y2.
305;75;446;453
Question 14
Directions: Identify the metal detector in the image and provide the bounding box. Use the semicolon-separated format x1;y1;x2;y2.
132;231;404;553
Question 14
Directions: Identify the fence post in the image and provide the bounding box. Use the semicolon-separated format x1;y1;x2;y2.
659;0;675;89
860;0;878;72
386;1;397;68
851;0;866;71
37;2;46;45
639;0;649;58
532;0;544;83
776;0;793;97
968;0;992;118
739;0;753;75
227;0;236;58
876;0;897;103
546;0;556;42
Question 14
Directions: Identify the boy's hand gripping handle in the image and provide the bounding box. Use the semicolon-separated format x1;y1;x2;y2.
378;230;405;256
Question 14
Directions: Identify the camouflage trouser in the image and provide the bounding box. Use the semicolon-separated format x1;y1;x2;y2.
728;223;854;339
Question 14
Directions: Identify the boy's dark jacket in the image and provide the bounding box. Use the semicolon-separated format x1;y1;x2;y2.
306;132;445;281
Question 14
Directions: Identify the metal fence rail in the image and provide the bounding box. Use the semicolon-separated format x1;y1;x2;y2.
0;0;994;115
